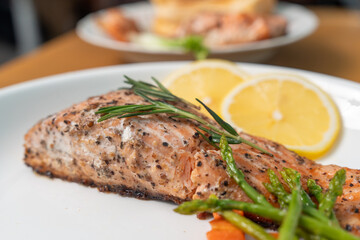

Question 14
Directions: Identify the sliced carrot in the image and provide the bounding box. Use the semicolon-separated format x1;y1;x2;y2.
207;229;246;240
207;212;245;240
270;232;279;238
212;212;222;220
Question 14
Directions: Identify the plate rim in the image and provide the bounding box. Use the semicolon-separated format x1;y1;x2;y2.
1;62;359;97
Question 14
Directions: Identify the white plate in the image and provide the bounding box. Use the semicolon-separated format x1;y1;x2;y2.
76;2;318;62
1;62;359;240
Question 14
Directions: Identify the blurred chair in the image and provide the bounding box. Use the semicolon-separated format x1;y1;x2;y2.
10;0;41;54
8;0;142;56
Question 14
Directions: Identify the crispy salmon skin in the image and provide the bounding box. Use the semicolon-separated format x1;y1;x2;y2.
24;89;360;235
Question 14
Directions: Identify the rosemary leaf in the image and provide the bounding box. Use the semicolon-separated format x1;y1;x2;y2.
152;77;172;95
196;98;239;136
196;129;220;149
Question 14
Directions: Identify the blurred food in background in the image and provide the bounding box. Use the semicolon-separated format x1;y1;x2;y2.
97;0;287;48
97;8;140;42
77;0;319;62
0;0;358;64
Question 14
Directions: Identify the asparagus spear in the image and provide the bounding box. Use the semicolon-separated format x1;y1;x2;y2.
174;198;360;240
218;136;333;237
175;197;284;218
219;135;272;207
319;169;346;218
278;172;302;240
178;136;349;239
221;211;276;240
308;179;324;202
308;179;340;226
264;169;291;208
281;168;316;208
265;169;331;225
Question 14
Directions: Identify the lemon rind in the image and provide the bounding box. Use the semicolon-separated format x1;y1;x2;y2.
162;59;250;87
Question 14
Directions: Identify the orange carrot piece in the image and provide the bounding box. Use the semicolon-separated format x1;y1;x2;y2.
270;232;279;238
213;213;222;220
207;229;246;240
207;214;245;240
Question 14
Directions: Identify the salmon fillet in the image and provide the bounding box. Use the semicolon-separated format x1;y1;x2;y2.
24;89;360;235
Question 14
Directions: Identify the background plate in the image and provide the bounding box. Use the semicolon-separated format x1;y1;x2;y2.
76;2;318;62
1;62;359;239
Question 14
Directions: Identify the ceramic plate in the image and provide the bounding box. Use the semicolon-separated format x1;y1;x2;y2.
76;2;318;62
1;62;359;239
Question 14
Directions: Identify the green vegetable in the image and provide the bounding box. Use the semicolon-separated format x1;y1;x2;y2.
264;169;291;208
162;35;209;60
174;198;359;240
319;169;346;218
281;168;316;208
278;172;302;240
133;33;209;60
265;169;331;225
220;135;272;207
308;179;340;226
307;179;324;202
221;211;276;240
174;198;283;219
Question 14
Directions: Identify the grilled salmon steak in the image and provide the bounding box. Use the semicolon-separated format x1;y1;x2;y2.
24;89;360;235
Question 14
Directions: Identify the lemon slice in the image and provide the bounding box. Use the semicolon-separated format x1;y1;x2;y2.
221;73;341;159
162;59;249;115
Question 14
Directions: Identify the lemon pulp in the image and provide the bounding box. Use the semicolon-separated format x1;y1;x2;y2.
222;74;341;159
162;59;249;115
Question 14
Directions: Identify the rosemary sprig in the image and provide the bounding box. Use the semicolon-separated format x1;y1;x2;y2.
96;78;273;156
123;76;196;107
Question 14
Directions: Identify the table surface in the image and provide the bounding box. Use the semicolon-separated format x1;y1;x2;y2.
0;6;359;89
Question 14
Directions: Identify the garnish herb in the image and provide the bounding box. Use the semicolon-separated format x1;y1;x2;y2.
96;77;273;156
121;76;194;106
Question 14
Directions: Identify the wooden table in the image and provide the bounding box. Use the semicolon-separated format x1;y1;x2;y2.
0;6;359;89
